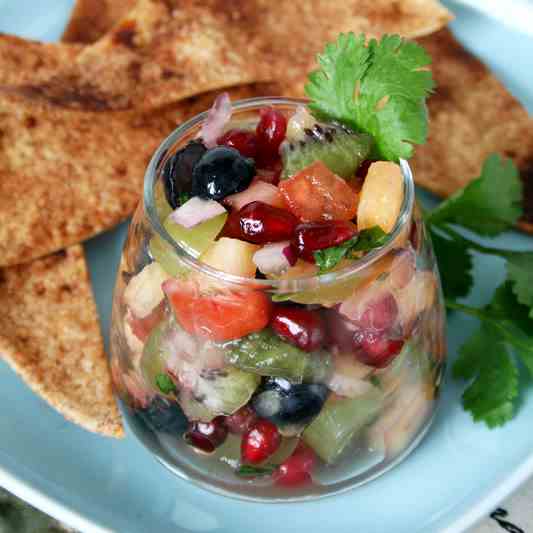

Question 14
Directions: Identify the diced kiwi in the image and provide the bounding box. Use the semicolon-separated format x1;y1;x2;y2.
302;388;383;464
140;320;174;398
282;129;373;180
179;367;260;422
225;329;332;383
149;212;227;276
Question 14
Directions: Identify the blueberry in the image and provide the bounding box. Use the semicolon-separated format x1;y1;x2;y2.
135;396;188;435
163;141;207;209
252;378;328;436
192;146;255;200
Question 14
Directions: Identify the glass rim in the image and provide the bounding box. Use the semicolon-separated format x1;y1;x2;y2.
143;96;415;292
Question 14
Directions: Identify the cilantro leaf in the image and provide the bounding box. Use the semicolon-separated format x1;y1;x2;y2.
453;323;518;428
429;227;474;299
350;226;388;252
487;282;533;377
306;33;434;161
155;373;176;394
504;252;533;319
313;226;388;274
426;154;522;236
178;192;191;206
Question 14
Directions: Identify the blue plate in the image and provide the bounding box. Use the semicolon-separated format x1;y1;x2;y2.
1;1;532;531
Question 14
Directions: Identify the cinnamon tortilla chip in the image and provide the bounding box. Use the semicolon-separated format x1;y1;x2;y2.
0;84;274;267
412;29;533;232
5;0;451;112
62;0;136;44
0;245;123;437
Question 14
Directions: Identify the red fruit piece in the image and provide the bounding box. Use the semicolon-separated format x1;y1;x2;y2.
358;293;399;331
241;419;281;464
293;220;357;262
224;201;299;244
225;406;258;435
217;129;257;159
354;331;404;369
186;417;228;453
128;301;166;342
279;161;359;222
164;279;271;342
274;441;317;487
256;107;287;166
271;305;327;352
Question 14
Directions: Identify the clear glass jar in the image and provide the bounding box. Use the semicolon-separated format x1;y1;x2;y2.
110;98;446;501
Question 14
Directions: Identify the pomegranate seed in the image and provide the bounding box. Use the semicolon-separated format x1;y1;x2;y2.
186;416;228;453
256;107;287;166
359;293;398;331
225;406;258;435
293;221;357;262
271;305;327;352
274;441;316;487
355;331;404;368
224;201;299;244
356;159;372;179
241;419;281;464
217;129;257;159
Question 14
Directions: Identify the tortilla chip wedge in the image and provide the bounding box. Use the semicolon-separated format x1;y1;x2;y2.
0;83;278;267
62;0;136;44
0;245;123;437
4;0;451;112
413;29;533;232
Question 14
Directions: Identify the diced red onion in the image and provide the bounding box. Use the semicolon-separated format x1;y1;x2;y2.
253;241;292;275
224;178;284;210
170;196;226;228
200;92;232;148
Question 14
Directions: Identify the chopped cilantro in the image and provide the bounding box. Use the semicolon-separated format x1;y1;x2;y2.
155;373;176;395
235;464;278;477
178;192;191;206
313;226;388;274
305;33;434;161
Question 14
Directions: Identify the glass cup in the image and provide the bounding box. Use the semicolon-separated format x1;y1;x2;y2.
110;97;446;501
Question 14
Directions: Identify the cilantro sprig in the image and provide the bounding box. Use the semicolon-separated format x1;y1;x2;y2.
424;154;533;427
305;33;434;161
304;33;532;427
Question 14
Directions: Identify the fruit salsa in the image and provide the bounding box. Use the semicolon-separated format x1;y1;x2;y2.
110;93;446;499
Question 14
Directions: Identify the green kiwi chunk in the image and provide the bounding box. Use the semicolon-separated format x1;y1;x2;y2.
302;388;383;464
282;130;373;179
224;329;331;383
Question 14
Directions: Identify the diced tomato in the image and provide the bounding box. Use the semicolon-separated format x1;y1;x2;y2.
279;161;359;222
163;279;271;341
128;301;166;342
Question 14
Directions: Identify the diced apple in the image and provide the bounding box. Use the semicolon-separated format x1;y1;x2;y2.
123;262;170;318
200;237;259;277
396;271;437;333
326;352;376;398
357;161;404;233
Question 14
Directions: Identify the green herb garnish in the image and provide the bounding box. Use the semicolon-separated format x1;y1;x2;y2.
305;33;434;161
235;464;278;478
155;373;176;395
314;226;388;274
424;154;533;427
178;192;191;206
304;34;533;428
